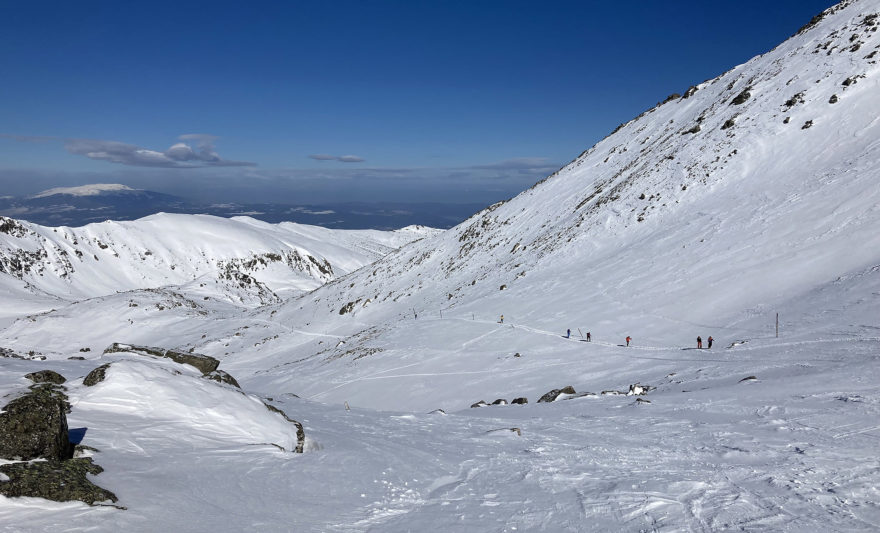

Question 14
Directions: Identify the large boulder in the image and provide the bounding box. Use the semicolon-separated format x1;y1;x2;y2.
24;370;66;385
104;342;219;375
0;384;73;461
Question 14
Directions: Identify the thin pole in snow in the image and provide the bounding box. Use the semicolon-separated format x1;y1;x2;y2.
577;328;584;339
440;309;443;319
776;313;779;338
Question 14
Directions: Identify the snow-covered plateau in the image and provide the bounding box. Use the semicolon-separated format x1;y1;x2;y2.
2;1;880;531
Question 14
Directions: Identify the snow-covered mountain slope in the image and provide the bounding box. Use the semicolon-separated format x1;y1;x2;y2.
239;0;880;359
3;2;880;531
0;213;438;309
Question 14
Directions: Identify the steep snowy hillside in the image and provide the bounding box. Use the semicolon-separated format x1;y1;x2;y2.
0;214;437;310
249;0;880;350
2;2;880;531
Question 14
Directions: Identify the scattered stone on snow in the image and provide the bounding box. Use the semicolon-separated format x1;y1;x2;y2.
470;400;488;408
491;399;508;405
428;409;446;415
538;386;576;403
511;397;528;405
635;398;652;405
627;383;654;396
739;375;758;383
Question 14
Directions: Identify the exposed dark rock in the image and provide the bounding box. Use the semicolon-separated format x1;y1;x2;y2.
538;386;576;403
204;370;241;388
739;375;758;383
627;383;653;396
511;397;528;405
25;370;66;385
802;120;814;129
721;118;736;130
491;399;508;405
68;356;86;361
104;343;219;375
829;94;839;103
470;400;488;408
682;85;699;99
0;385;73;461
428;409;446;415
682;124;701;135
79;347;91;352
262;403;306;453
635;398;652;404
730;88;752;105
0;458;118;505
83;364;112;387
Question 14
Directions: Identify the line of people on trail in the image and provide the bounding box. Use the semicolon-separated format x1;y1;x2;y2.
558;329;715;349
501;315;714;350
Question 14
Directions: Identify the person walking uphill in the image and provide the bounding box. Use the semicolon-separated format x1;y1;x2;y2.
626;336;631;347
708;336;714;349
586;332;591;342
566;329;571;338
697;336;703;349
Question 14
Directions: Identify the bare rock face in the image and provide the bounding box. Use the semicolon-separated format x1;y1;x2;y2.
0;384;73;461
104;342;219;375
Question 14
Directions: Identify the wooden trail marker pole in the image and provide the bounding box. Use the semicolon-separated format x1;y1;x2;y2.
776;313;779;338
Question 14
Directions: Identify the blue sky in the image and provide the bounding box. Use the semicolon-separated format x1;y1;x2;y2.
1;0;835;205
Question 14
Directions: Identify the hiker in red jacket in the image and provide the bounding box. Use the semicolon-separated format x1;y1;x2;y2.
625;336;631;347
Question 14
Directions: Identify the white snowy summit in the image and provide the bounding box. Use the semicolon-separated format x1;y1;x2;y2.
31;183;139;198
2;1;880;531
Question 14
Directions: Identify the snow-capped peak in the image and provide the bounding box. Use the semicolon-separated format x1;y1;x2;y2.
31;183;138;199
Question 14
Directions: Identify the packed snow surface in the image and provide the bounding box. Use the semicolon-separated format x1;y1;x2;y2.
2;1;880;531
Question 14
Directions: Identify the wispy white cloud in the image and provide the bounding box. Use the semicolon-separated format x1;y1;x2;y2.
1;133;255;168
308;153;365;163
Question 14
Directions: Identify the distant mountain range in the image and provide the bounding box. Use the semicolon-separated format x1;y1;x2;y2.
0;183;486;229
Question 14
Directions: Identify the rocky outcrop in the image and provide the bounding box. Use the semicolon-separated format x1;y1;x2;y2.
470;400;488;408
511;397;528;405
204;370;241;388
0;457;118;505
104;343;219;375
262;403;306;454
0;384;73;461
538;386;576;403
24;370;67;385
